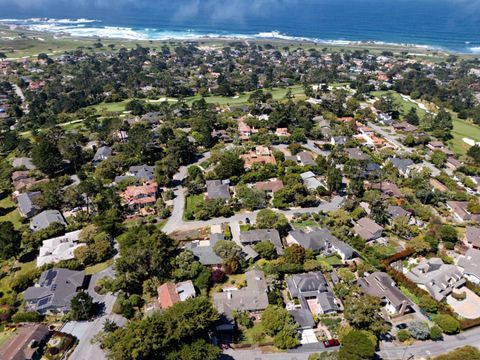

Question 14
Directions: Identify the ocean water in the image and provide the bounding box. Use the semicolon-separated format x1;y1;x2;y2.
0;0;479;53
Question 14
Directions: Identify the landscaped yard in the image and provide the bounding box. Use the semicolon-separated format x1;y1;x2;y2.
183;194;204;220
85;259;114;276
0;259;37;296
317;254;343;266
0;196;23;229
292;219;320;230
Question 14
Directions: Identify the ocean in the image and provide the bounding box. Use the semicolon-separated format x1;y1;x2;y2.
0;0;479;53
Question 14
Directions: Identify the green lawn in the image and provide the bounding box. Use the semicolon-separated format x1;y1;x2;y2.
317;254;343;266
0;196;23;229
292;220;320;230
183;194;204;221
0;260;36;296
85;259;114;276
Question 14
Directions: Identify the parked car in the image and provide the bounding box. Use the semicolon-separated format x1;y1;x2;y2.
323;339;340;348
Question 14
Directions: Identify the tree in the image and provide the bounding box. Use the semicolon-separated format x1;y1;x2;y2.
344;294;388;335
435;346;480;360
256;209;290;235
405;107;420;125
236;185;266;210
467;145;480;164
0;222;21;260
261;305;299;349
31;136;64;176
370;199;388;225
327;167;342;193
396;329;410;342
214;151;245;179
255;241;277;260
408;321;429;340
70;291;95;321
438;225;458;243
433;314;460;335
429;325;443;341
431;150;447;168
213;240;242;260
419;295;438;313
338;330;376;360
283;244;306;265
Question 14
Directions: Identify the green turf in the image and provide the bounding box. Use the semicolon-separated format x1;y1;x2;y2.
84;259;114;276
0;196;23;229
183;194;204;221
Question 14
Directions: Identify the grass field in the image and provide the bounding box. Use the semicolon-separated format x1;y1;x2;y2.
85;259;114;276
0;196;23;229
183;194;204;221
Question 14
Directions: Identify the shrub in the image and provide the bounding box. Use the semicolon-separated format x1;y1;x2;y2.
12;311;40;323
397;329;410;342
433;314;460;334
408;321;429;340
451;291;466;301
429;325;443;341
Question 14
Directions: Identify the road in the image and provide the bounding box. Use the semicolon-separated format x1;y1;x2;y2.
367;122;411;153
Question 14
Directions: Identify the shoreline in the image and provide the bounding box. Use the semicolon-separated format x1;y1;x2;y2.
0;25;474;59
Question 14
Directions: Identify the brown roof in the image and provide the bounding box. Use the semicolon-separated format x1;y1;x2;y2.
255;180;284;193
0;323;49;360
240;152;277;169
157;283;180;309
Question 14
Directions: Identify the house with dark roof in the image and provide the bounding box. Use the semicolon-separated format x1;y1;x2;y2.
213;269;269;330
255;180;284;194
354;217;384;242
15;191;41;218
286;272;338;324
0;323;49;360
370;181;402;198
389;157;414;177
24;268;85;314
240;229;284;255
358;272;413;316
344;148;369;161
184;227;225;267
126;165;156;181
387;205;411;221
457;249;480;285
406;258;465;301
297;151;316;166
30;210;66;232
206;180;231;200
92;146;112;166
286;228;354;260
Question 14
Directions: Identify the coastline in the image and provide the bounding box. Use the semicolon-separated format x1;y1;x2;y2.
0;23;472;60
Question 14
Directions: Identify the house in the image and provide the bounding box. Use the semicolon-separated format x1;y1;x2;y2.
344;148;369;161
389;157;414;177
240;229;284;255
24;268;85;314
120;182;158;210
446;157;462;171
358;272;413;316
240;146;277;169
15;191;41;218
126;165;156;181
37;230;86;267
406;258;465;301
465;226;480;249
369;181;402;198
213;269;269;330
0;323;49;360
275;128;290;137
255;180;284;194
211;129;233;143
286;272;338;319
238;118;257;140
297;151;316;166
393;122;417;132
92;146;112;166
301;171;325;191
11;171;37;192
387;205;411;220
12;157;36;170
330;136;348;146
447;201;480;223
457;249;480;285
378;112;394;125
206;180;231;200
354;217;384;242
30;210;66;232
430;178;449;192
286;228;354;260
427;141;446;152
184;227;225;267
157;280;196;309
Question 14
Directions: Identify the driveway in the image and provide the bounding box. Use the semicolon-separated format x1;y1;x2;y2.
447;288;480;319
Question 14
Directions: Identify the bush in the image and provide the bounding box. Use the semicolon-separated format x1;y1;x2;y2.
429;325;443;341
12;311;41;323
433;314;460;334
408;321;429;340
397;329;410;342
451;291;466;301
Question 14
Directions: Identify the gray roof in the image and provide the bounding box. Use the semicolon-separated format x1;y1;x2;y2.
406;258;465;301
458;249;480;281
297;151;316;166
354;217;383;242
288;228;354;259
358;272;412;310
387;205;410;219
289;309;315;329
24;268;85;314
16;191;41;218
345;148;369;161
184;233;224;266
240;229;283;255
206;180;231;200
12;157;36;170
389;157;414;174
465;226;480;248
213;269;269;319
128;165;156;181
93;146;112;163
287;272;338;314
30;210;66;232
